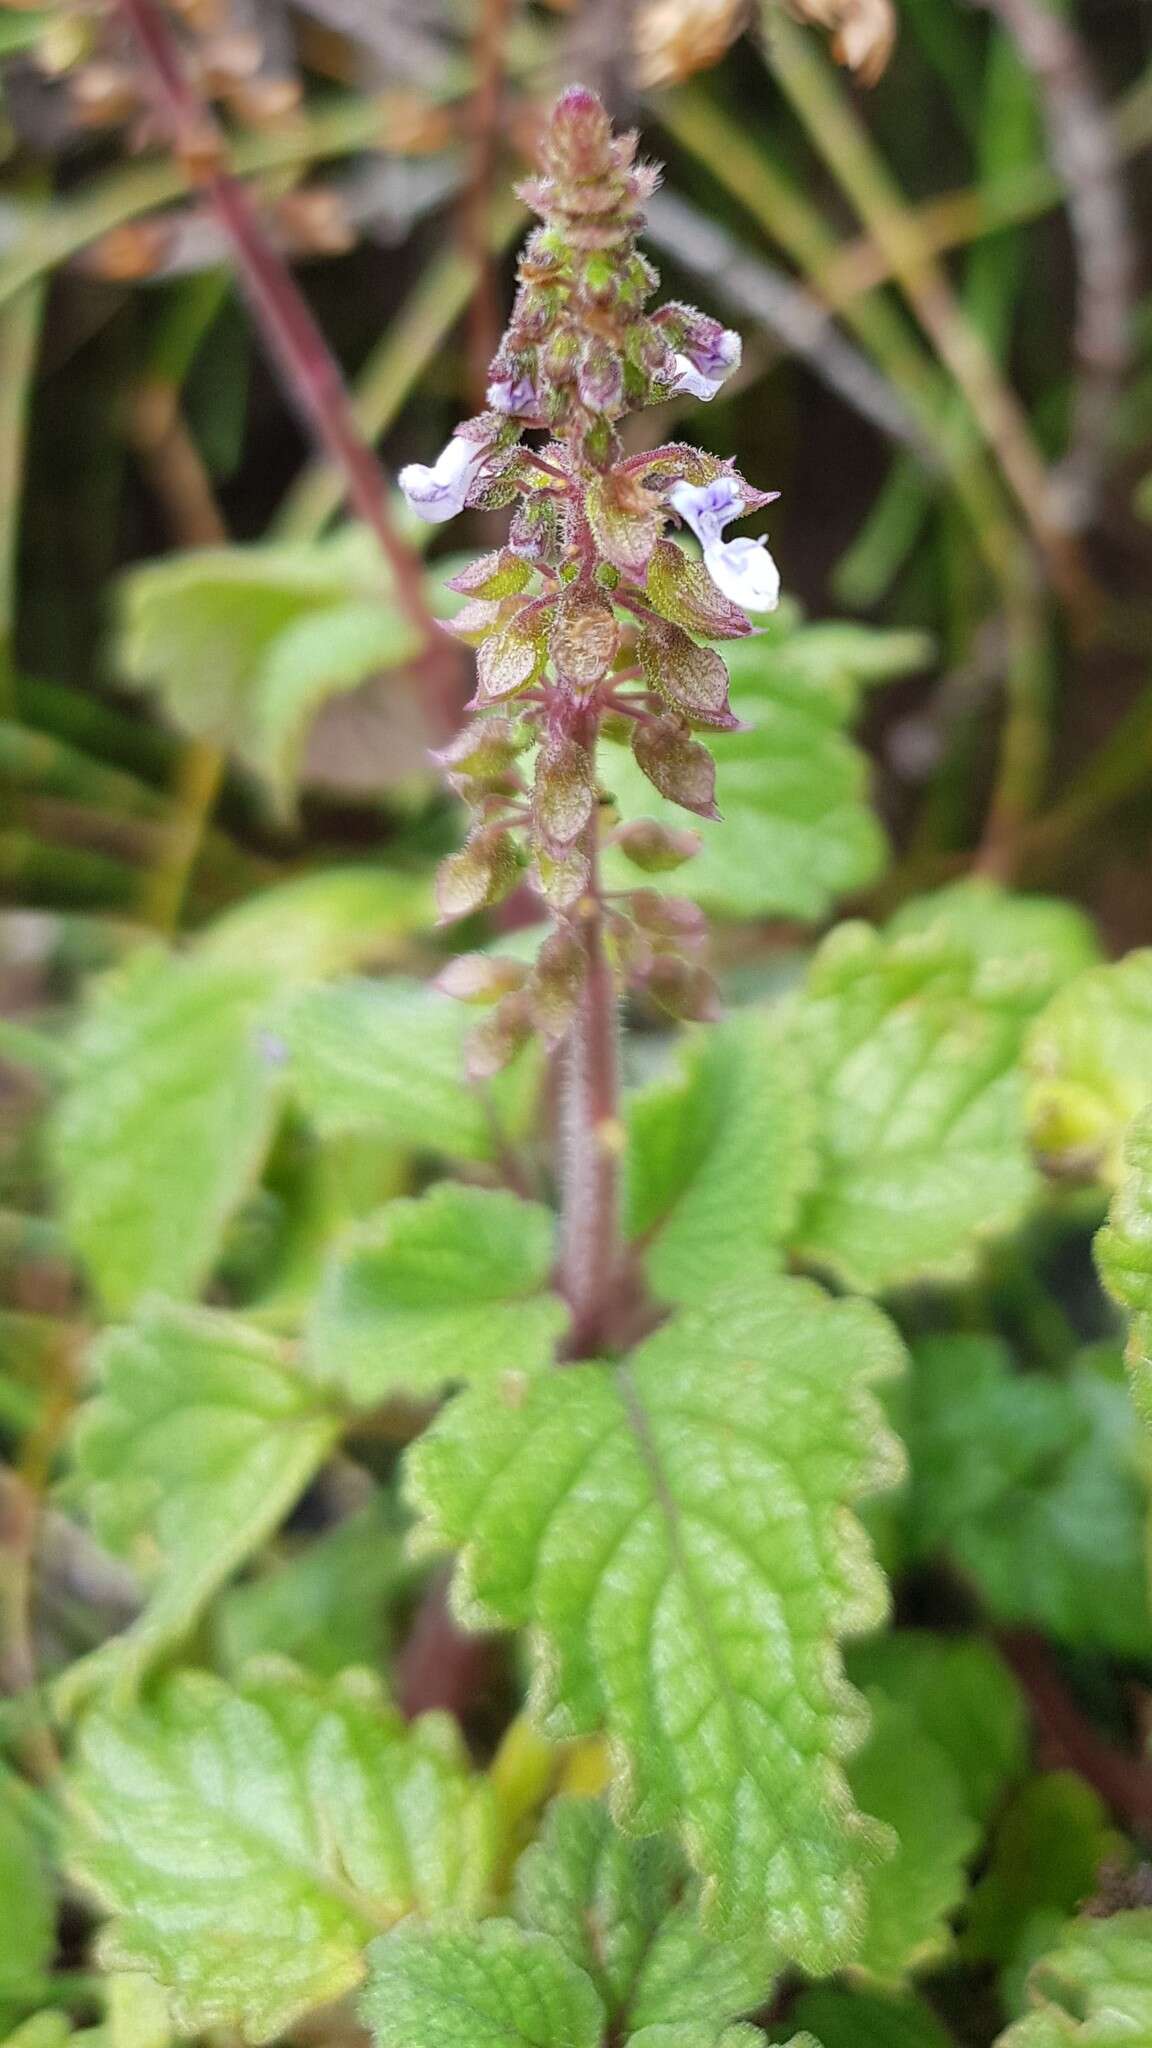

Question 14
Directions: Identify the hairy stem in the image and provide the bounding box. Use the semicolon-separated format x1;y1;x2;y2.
560;751;624;1358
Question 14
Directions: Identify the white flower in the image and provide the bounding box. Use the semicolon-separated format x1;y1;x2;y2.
668;327;741;402
668;476;780;614
702;535;780;612
399;435;487;525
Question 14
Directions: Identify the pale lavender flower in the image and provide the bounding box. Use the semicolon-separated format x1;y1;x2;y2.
668;325;742;402
668;475;780;613
399;434;489;524
487;370;539;416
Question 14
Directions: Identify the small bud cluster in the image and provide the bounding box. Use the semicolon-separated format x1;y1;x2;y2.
403;86;781;1073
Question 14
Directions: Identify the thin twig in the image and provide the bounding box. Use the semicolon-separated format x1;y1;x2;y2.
999;1629;1152;1842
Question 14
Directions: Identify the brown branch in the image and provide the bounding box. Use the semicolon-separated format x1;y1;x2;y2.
999;1629;1152;1841
114;0;462;737
394;1564;498;1723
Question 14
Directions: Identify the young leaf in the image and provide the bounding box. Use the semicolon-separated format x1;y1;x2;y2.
995;1910;1152;2045
361;1922;602;2048
514;1800;775;2035
306;1186;566;1402
848;1630;1027;1825
625;1012;814;1304
58;1302;341;1707
67;1666;496;2042
276;977;517;1161
0;1785;54;2000
902;1337;1152;1655
784;923;1043;1291
406;1276;906;1970
51;948;283;1313
1026;950;1152;1184
1096;1105;1152;1428
848;1695;978;1985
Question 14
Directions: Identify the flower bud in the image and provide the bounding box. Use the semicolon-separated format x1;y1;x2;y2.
633;716;719;821
577;339;625;414
551;589;619;689
528;926;585;1040
466;991;535;1081
534;736;597;851
645;956;721;1023
435;826;520;924
434;953;530;1004
612;819;702;872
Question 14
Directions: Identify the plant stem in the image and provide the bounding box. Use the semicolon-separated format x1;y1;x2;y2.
113;0;460;736
559;750;624;1358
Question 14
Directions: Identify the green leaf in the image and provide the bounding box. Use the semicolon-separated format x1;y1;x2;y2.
625;1013;814;1305
361;1922;602;2048
67;1665;496;2042
514;1800;774;2034
776;1987;954;2048
212;1495;409;1679
1096;1106;1152;1427
277;976;522;1162
117;533;416;793
200;868;435;982
51;948;282;1313
406;1276;905;1970
848;1630;1027;1825
784;921;1043;1291
1027;951;1152;1184
961;1775;1122;1975
888;882;1100;1008
900;1337;1152;1656
0;11;52;55
848;1695;978;1985
601;621;921;922
58;1302;340;1707
0;1786;53;1998
995;1910;1152;2045
246;601;422;802
307;1186;566;1403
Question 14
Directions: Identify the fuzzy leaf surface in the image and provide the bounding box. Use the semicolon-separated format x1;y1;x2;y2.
51;948;282;1313
784;922;1044;1291
888;882;1099;1008
67;1666;496;2042
996;1911;1152;2045
514;1800;774;2034
406;1277;905;1970
201;868;435;982
307;1186;566;1401
625;1013;814;1304
361;1923;602;2048
59;1302;340;1705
